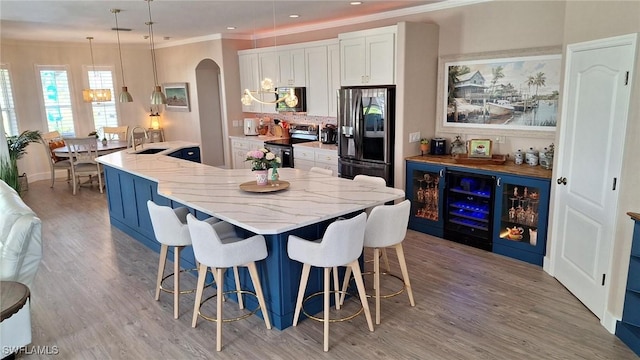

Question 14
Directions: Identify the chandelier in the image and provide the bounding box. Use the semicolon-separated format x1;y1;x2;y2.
111;8;133;103
240;2;297;108
241;78;298;107
82;37;112;103
145;0;166;105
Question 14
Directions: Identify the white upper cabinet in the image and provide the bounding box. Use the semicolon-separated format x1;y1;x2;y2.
238;53;262;113
339;25;396;86
278;49;306;87
327;43;340;117
305;41;340;117
258;51;278;114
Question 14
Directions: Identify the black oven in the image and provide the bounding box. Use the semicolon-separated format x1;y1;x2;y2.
264;123;318;168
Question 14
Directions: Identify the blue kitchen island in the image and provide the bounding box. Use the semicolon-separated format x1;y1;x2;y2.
97;141;404;330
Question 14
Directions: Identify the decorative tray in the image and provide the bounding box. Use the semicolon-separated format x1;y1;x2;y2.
453;154;507;165
239;180;290;193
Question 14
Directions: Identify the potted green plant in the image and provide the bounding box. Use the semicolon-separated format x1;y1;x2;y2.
2;130;42;193
420;138;429;154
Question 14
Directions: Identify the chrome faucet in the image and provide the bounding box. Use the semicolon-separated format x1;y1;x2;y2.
130;126;149;151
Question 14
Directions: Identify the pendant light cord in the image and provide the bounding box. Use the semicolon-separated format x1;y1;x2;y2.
147;0;159;87
113;10;127;86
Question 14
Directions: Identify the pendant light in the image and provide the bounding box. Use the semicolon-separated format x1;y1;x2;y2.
111;9;133;103
82;37;112;103
240;1;298;108
145;0;166;105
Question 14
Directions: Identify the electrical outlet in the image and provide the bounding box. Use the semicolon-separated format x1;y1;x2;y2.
409;132;421;143
495;135;506;144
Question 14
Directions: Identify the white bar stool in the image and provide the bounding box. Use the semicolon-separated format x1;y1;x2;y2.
187;214;271;352
147;200;226;319
341;200;415;324
287;213;373;352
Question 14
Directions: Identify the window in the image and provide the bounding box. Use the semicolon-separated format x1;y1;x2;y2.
38;66;75;136
87;68;118;131
0;65;19;136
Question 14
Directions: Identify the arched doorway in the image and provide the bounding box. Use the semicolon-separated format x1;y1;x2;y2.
195;59;224;166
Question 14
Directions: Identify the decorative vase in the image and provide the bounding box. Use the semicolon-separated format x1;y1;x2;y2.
102;138;108;146
420;143;428;155
270;166;279;181
255;170;268;186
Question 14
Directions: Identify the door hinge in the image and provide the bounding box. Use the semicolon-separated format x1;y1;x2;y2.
602;274;606;286
625;71;629;86
613;177;617;191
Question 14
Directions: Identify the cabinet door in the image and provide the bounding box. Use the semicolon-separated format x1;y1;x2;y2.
239;53;262;113
289;49;306;87
406;161;445;237
366;33;395;85
305;46;329;116
340;37;366;86
327;43;340;117
492;174;550;265
258;51;278;114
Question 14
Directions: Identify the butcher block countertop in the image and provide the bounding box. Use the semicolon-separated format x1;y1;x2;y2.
629;212;640;222
406;154;553;180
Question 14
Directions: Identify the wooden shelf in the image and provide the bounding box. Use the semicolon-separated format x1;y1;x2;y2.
406;154;552;179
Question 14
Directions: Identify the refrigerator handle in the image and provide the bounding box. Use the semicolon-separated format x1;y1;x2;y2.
354;93;362;158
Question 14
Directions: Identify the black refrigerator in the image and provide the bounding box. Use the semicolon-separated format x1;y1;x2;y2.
337;86;395;186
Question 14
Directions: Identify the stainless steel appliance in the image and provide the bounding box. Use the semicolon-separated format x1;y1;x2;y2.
320;124;337;144
337;86;395;186
244;118;259;136
276;87;306;112
264;123;318;168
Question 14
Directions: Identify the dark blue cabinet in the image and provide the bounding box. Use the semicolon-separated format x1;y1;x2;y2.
168;147;200;163
616;215;640;356
406;160;550;266
406;161;445;237
492;174;550;266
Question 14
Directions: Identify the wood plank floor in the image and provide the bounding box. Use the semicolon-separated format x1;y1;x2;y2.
14;180;637;359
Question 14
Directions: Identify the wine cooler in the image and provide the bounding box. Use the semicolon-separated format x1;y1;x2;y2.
444;170;496;251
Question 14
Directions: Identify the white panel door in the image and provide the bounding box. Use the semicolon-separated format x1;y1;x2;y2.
552;34;636;320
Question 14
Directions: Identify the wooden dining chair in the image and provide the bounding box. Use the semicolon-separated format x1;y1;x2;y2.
63;137;103;195
40;131;72;188
102;125;129;141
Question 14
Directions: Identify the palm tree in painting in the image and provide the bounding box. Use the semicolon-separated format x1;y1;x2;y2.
490;66;505;96
533;72;547;99
447;65;470;104
526;75;536;99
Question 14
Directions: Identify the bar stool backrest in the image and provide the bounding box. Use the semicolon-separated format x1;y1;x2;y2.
365;200;411;248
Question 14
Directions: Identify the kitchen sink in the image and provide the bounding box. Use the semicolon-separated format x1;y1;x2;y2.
135;148;167;155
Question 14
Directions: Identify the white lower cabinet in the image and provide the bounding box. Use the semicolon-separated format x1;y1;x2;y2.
231;138;265;169
293;145;338;175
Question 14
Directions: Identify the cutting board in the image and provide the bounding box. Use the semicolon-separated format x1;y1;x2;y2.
273;125;284;137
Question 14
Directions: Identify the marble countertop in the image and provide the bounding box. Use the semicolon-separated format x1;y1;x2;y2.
293;141;338;152
97;141;404;234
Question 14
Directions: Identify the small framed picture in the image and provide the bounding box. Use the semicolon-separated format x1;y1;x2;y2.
163;83;190;112
468;139;492;158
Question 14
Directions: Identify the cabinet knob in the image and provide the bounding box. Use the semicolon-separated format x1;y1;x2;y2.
556;177;567;185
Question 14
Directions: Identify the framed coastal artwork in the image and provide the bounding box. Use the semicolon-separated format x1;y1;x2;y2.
435;47;562;138
163;83;190;112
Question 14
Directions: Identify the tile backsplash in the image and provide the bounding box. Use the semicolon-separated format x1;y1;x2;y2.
251;113;337;126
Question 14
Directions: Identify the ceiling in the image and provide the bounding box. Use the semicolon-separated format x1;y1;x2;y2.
0;0;455;46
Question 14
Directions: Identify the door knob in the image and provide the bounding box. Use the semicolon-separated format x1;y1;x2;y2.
556;177;567;185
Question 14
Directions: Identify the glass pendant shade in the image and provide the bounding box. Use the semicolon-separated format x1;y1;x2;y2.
119;86;133;102
150;85;166;105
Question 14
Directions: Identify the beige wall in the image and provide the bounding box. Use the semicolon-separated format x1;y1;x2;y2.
1;40;153;181
561;0;640;322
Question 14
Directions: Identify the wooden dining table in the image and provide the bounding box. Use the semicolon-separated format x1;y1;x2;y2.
52;140;129;158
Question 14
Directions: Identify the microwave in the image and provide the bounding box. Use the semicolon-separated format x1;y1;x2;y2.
276;87;306;112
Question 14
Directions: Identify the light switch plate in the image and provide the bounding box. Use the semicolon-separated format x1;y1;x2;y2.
409;132;421;143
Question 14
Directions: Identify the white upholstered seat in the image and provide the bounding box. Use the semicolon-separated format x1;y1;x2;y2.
287;212;373;352
310;167;333;176
341;200;415;324
187;214;271;352
147;200;221;319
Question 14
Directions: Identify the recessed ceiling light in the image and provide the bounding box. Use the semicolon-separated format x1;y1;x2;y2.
289;14;299;18
350;1;362;5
